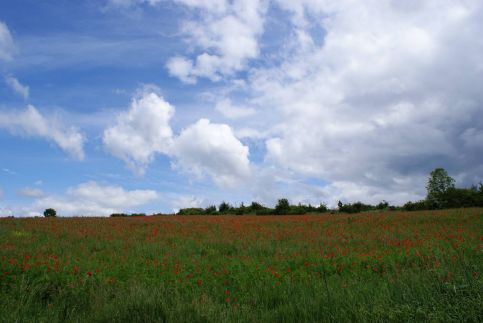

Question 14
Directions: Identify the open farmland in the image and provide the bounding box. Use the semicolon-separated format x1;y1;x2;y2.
1;209;482;322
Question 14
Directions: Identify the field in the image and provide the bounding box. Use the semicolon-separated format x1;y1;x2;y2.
1;209;482;322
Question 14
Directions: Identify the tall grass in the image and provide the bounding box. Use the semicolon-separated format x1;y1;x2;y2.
1;209;482;322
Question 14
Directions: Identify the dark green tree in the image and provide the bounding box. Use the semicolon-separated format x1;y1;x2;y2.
426;168;455;208
204;205;217;215
275;198;290;215
218;201;232;214
43;208;57;217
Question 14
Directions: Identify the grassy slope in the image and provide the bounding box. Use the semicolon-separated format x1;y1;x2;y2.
0;209;482;322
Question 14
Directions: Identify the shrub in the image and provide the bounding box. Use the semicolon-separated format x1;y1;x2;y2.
218;202;232;214
204;205;217;215
177;208;204;215
110;213;129;217
275;198;290;215
43;208;57;217
403;200;428;211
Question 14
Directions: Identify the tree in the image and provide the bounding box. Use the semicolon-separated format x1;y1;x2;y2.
43;208;57;217
204;205;217;215
275;198;290;215
337;200;343;210
426;168;455;208
218;201;232;214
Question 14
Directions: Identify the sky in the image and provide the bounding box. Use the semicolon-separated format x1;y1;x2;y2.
1;0;482;216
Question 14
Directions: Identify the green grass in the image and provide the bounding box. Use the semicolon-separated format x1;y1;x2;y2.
1;209;482;322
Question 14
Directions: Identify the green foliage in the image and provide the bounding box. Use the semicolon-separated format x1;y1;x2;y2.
43;208;57;217
274;198;290;215
110;213;146;217
403;168;482;211
426;168;455;208
438;187;483;209
177;208;205;215
218;202;233;214
403;200;428;211
376;200;389;210
338;201;375;214
203;205;217;215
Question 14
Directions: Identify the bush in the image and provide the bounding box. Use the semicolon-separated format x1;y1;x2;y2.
218;202;233;214
204;205;217;215
403;200;428;211
275;199;290;215
439;187;483;208
177;208;205;215
110;213;129;217
43;208;57;217
338;202;375;214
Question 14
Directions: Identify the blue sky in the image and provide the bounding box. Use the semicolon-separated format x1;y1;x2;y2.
1;0;482;216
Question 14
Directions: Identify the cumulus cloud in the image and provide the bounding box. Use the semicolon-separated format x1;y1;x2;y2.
167;0;267;82
33;181;159;216
0;105;85;159
0;21;14;61
103;88;174;174
5;75;29;99
172;119;251;187
104;88;251;187
17;187;45;198
232;0;483;203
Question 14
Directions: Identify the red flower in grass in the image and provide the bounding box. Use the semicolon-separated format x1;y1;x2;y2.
197;279;203;286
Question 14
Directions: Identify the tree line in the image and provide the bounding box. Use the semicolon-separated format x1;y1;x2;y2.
104;168;482;217
38;168;482;217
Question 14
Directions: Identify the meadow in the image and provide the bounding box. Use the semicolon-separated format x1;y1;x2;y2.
1;209;482;322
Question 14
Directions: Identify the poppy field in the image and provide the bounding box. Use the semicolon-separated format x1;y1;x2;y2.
1;209;482;322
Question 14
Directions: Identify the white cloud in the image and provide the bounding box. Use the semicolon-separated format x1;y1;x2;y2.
172;118;251;187
104;1;483;204
17;187;45;198
0;21;14;61
103;88;174;174
166;56;196;84
0;105;85;159
215;98;255;119
5;75;29;99
227;0;483;203
167;0;267;82
33;181;159;216
104;88;251;187
169;195;204;213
